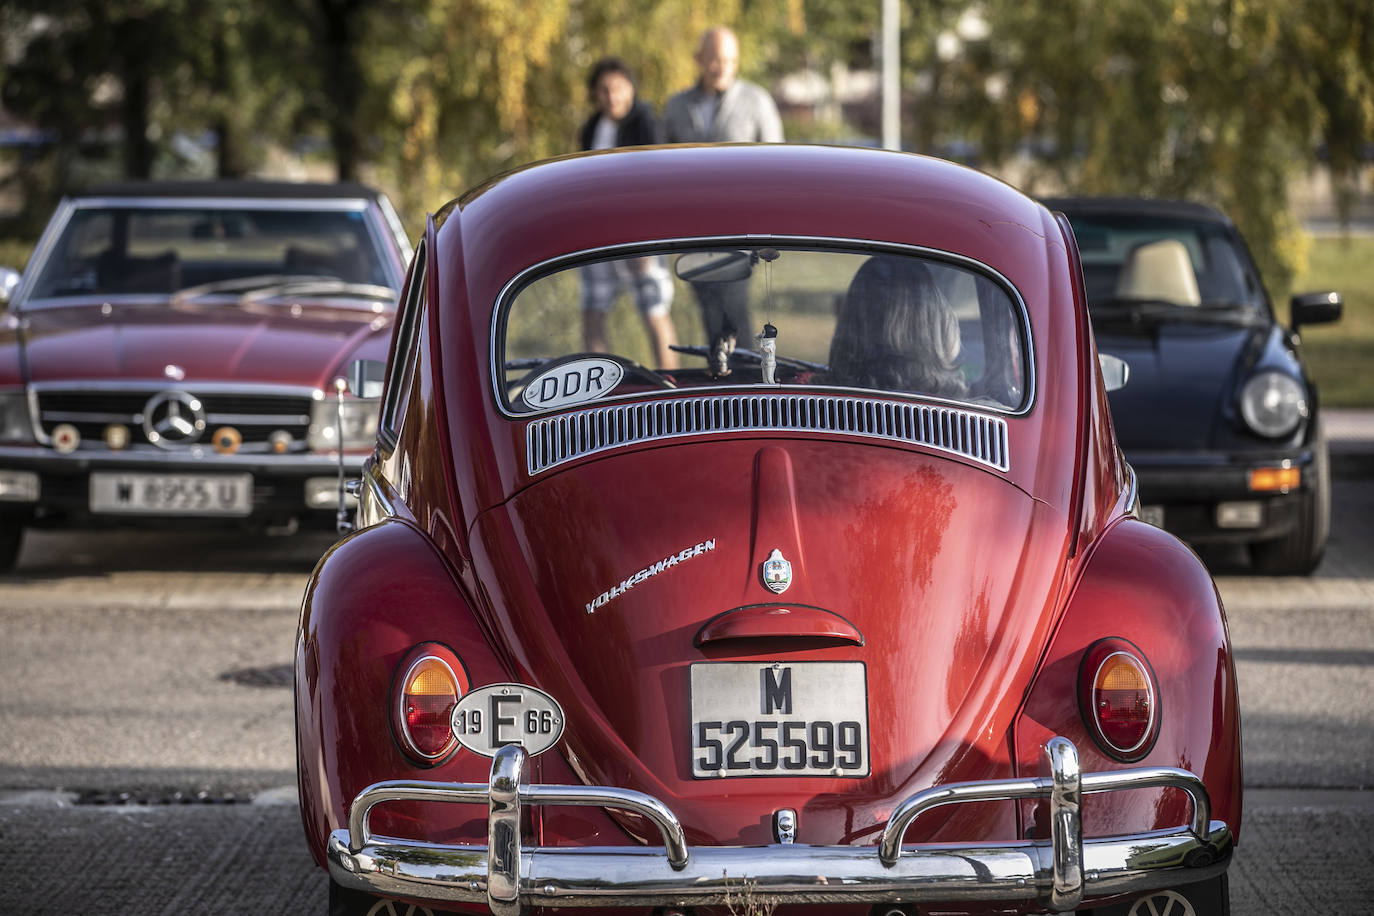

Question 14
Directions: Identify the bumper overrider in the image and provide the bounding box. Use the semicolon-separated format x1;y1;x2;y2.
327;738;1233;914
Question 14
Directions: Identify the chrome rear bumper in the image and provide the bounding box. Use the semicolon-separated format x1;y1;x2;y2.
327;737;1233;914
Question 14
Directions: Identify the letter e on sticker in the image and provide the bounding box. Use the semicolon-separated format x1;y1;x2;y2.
522;358;625;410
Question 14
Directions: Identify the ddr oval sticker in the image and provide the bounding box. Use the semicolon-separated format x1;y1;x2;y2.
521;357;624;410
451;683;565;758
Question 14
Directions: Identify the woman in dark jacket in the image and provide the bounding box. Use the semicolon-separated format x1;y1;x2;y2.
577;57;678;368
579;57;665;150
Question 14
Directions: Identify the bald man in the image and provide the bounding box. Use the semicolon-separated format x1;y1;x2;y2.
663;27;784;143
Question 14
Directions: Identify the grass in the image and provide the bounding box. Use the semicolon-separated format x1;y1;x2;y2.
1290;235;1374;407
0;238;33;273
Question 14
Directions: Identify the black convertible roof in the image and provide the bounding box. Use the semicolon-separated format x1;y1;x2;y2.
76;179;385;201
1043;196;1231;226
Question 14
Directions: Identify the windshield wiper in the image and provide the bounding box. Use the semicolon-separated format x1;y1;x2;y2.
670;344;827;372
171;274;396;307
1090;297;1261;326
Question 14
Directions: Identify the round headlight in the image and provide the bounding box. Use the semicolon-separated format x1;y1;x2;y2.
1239;371;1307;438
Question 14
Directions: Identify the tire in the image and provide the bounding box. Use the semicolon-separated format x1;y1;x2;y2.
1250;421;1331;576
1087;873;1229;916
0;519;22;574
328;880;449;916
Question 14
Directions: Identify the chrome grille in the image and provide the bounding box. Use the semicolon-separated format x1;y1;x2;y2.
525;393;1010;475
34;388;314;450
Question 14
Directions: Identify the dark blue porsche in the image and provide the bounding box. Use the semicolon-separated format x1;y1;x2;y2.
1047;197;1342;575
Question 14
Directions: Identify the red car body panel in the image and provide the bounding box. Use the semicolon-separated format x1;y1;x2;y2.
18;302;390;387
295;146;1241;914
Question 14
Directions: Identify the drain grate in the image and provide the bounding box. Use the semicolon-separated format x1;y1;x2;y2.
218;663;294;688
74;788;248;806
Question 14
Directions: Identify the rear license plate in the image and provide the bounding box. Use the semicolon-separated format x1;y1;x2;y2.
690;661;869;778
1139;504;1165;528
90;472;253;516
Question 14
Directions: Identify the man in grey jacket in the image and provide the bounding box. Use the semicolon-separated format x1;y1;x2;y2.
663;27;784;144
664;27;782;345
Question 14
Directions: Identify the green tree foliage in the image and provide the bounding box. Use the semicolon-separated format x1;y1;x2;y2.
1;0;1370;291
978;0;1374;294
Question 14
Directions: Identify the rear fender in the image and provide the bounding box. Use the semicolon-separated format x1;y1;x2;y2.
296;518;639;867
1014;518;1242;842
295;518;508;866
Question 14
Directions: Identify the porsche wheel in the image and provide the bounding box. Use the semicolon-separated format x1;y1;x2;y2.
328;881;445;916
1089;874;1229;916
1250;422;1331;576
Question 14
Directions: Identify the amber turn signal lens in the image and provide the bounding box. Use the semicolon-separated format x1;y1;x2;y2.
1248;466;1300;493
212;426;242;455
399;655;460;760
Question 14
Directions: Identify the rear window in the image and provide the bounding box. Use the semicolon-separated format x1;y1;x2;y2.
1066;214;1264;311
498;243;1029;414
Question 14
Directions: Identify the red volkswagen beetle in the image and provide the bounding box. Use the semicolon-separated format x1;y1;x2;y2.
296;146;1241;916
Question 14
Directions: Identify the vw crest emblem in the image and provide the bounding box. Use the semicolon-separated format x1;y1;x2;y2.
761;548;792;594
142;390;207;447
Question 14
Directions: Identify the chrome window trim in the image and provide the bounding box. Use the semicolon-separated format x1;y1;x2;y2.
377;239;428;451
526;393;1010;476
488;235;1038;421
11;196;405;310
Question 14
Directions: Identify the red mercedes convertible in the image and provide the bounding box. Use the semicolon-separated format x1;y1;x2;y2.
296;146;1241;916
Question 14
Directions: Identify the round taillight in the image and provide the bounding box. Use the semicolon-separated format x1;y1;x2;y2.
1079;639;1159;761
392;647;467;764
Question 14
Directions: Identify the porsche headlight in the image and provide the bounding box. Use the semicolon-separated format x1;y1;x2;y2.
0;391;35;444
1239;371;1307;438
307;395;380;450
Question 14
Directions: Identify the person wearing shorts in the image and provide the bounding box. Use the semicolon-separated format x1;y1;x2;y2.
581;256;679;370
577;57;679;369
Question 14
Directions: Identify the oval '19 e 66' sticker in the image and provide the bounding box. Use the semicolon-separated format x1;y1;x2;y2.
451;683;565;758
521;357;624;411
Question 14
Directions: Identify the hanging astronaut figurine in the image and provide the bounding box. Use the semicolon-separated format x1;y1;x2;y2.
756;322;778;385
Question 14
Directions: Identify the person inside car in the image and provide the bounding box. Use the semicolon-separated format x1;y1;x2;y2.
826;255;968;399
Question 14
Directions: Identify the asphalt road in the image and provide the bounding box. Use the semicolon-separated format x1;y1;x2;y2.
3;470;1373;915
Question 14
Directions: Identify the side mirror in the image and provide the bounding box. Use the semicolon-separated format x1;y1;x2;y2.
674;250;753;283
0;267;20;307
1290;291;1342;331
345;358;387;398
1099;353;1130;392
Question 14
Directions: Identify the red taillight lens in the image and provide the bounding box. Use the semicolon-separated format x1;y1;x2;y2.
392;647;467;764
1079;639;1159;761
404;658;458;756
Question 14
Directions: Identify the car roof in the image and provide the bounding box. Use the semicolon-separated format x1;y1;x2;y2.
1042;196;1232;226
75;179;386;202
445;145;1060;312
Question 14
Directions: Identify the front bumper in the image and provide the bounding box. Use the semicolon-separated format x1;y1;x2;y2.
1130;447;1313;543
327;738;1232;914
0;444;363;527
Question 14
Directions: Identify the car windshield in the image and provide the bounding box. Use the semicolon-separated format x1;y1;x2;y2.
1063;213;1266;316
26;204;396;301
500;244;1028;413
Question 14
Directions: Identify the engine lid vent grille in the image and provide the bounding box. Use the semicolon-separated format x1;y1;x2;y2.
525;393;1009;476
